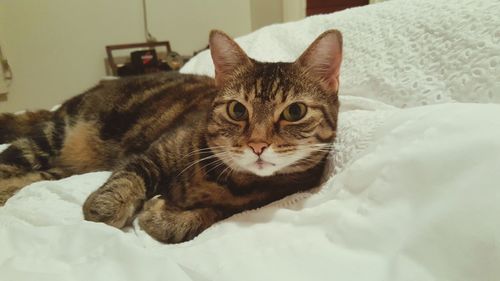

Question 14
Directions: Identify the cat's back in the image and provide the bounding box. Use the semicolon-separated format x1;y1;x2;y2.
58;72;217;156
66;72;217;117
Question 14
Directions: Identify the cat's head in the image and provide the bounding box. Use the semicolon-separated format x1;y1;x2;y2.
206;30;342;177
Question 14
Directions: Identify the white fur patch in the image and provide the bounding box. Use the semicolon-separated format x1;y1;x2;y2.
230;146;313;177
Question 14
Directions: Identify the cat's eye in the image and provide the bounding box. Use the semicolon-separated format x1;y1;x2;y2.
281;103;307;122
227;101;248;121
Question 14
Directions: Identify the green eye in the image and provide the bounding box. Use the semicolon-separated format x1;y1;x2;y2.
281;103;307;122
227;101;248;121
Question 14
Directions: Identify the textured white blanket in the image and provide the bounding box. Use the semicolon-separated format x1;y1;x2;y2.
182;0;500;108
1;0;500;280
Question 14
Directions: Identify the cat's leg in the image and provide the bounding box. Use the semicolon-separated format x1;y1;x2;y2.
0;110;53;144
138;196;224;243
83;154;162;228
0;168;69;205
0;117;66;180
0;140;36;179
0;119;70;205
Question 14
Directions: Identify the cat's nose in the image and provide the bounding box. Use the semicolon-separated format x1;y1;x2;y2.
248;142;269;156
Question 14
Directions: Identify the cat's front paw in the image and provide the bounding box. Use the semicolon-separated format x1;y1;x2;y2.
138;197;220;243
0;178;25;206
83;190;140;228
0;164;21;179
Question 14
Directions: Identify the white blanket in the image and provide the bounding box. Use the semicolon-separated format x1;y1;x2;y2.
182;0;500;108
1;0;500;280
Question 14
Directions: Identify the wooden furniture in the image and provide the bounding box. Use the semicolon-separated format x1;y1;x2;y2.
105;41;171;76
306;0;369;16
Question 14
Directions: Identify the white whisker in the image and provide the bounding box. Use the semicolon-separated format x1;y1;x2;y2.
182;146;227;158
217;159;235;182
177;152;228;176
204;157;231;176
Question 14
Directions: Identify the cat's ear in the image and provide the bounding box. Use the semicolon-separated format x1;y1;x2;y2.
209;30;252;86
295;30;343;92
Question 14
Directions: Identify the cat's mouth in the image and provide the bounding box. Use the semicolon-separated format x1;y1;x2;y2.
254;159;276;169
228;149;282;176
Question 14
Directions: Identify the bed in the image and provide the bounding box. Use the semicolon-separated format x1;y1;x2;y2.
1;0;500;280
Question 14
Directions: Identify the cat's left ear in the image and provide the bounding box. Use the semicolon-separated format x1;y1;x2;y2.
209;30;252;87
295;30;343;92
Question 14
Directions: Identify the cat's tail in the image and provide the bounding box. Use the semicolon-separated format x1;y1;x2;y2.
0;110;54;144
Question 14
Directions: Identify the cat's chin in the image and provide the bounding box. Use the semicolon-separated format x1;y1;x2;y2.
245;160;281;177
248;169;276;177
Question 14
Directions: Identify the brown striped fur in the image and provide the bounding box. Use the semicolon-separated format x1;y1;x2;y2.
0;110;53;143
0;30;343;243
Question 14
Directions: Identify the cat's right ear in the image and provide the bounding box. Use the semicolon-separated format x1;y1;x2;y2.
209;30;252;87
295;30;343;93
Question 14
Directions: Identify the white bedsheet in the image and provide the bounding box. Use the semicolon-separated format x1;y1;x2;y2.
2;0;500;280
2;103;500;281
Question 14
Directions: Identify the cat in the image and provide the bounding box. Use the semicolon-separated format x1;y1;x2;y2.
0;29;343;243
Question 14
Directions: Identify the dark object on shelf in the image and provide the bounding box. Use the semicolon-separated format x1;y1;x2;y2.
106;41;174;77
306;0;369;16
117;51;171;76
131;49;158;69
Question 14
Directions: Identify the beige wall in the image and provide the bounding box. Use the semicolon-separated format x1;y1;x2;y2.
147;0;252;55
250;0;283;31
0;7;8;96
0;0;254;112
282;0;306;22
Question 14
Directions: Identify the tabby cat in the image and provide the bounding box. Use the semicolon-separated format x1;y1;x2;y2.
0;30;342;243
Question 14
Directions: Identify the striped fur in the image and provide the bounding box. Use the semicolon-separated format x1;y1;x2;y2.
0;30;342;243
0;110;53;144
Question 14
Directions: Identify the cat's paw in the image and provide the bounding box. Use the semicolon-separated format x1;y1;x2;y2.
83;190;140;228
0;178;24;206
0;164;21;179
138;197;219;243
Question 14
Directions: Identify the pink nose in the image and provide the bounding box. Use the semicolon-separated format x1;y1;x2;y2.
248;142;269;156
